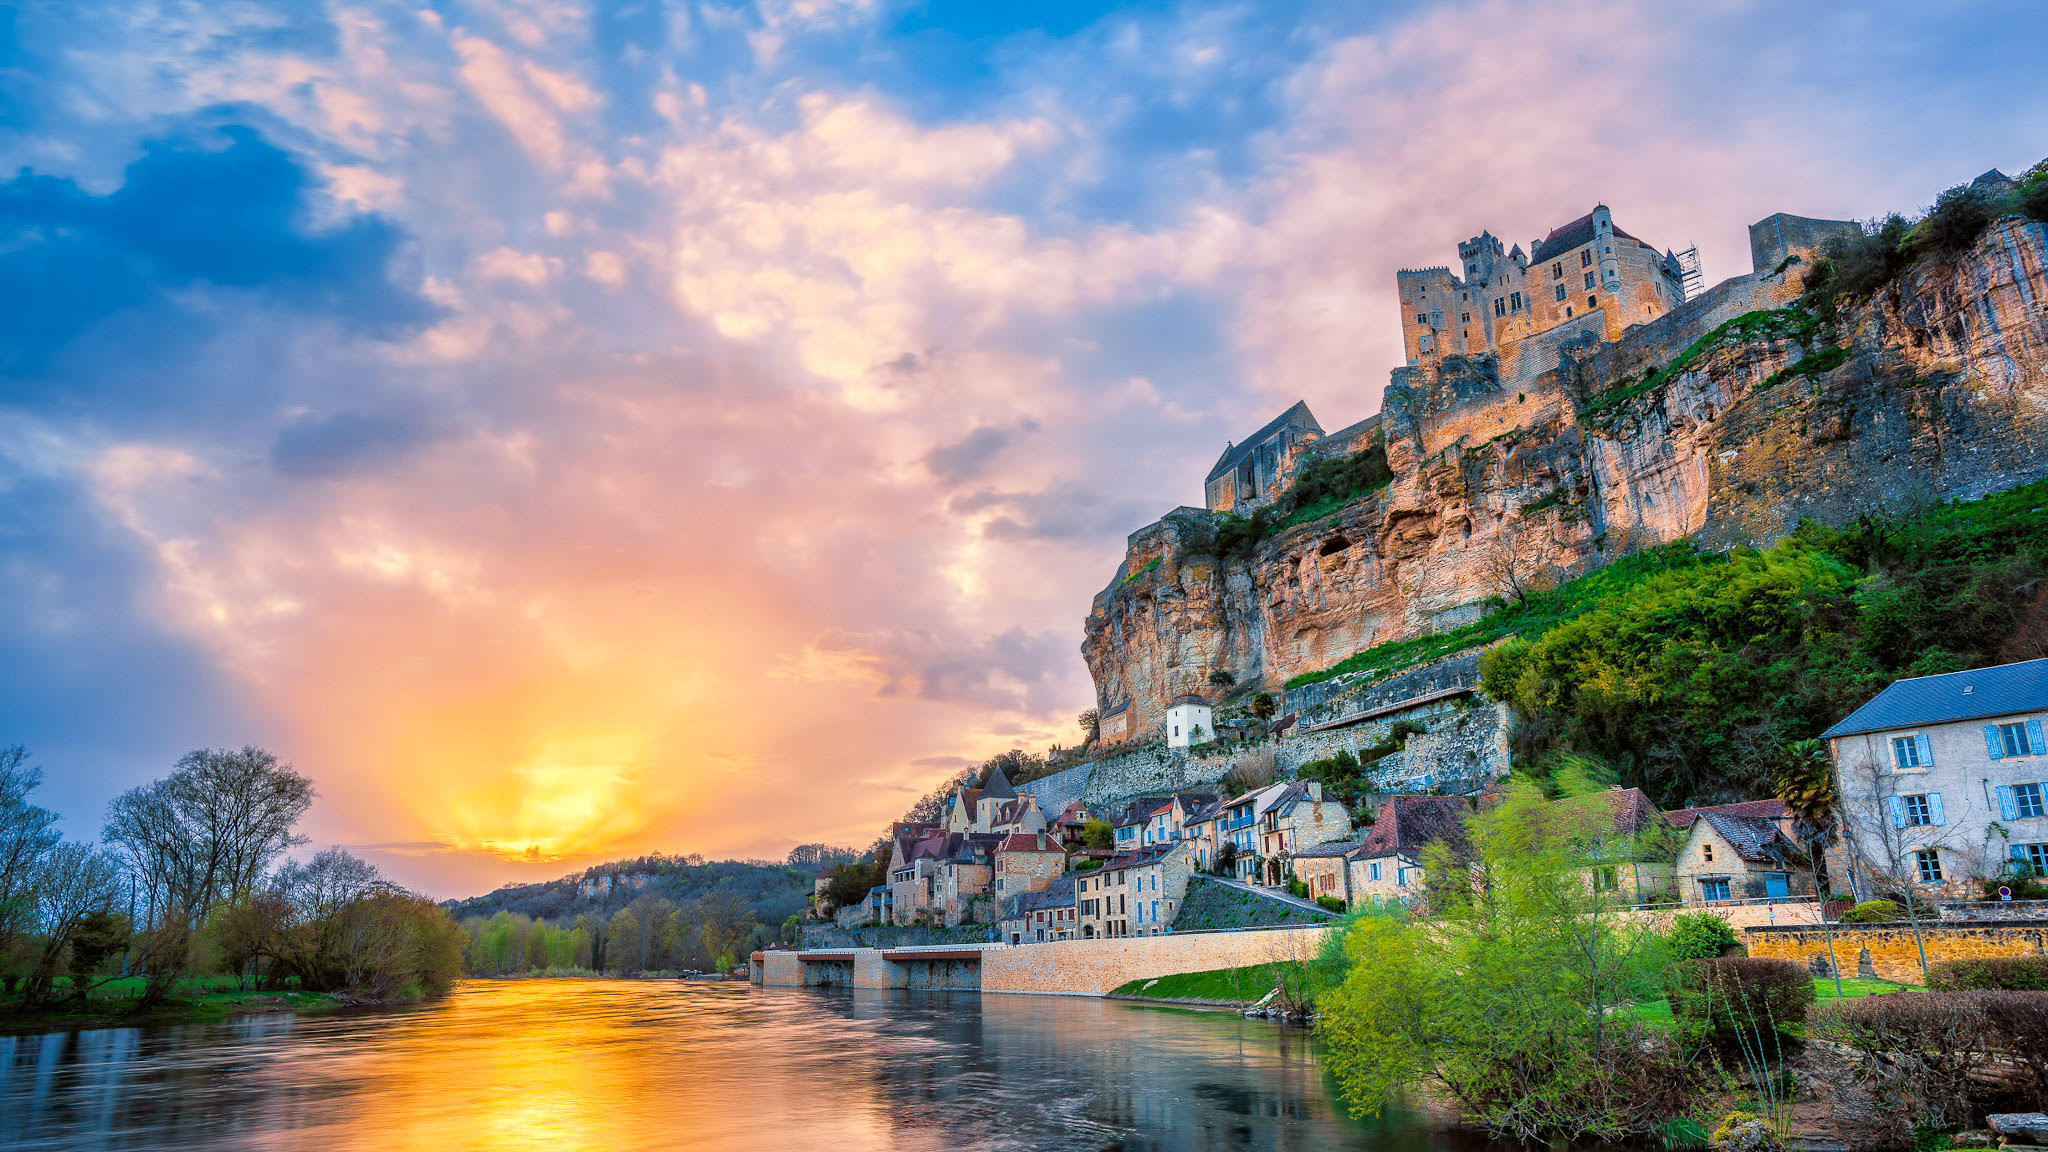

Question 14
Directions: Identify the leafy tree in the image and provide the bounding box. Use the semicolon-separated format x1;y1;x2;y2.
1773;738;1839;895
1250;693;1277;721
1319;782;1689;1140
1207;669;1235;688
1082;819;1113;850
66;911;130;1000
0;747;60;964
1665;911;1739;961
1076;709;1099;742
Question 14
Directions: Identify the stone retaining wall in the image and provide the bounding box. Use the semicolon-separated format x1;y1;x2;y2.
1744;919;2048;983
1937;899;2048;922
982;926;1333;996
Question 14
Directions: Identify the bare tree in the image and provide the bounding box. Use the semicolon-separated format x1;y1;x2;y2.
102;746;314;1005
0;746;61;960
21;841;123;1004
1480;517;1568;606
1227;748;1279;793
1834;757;1972;980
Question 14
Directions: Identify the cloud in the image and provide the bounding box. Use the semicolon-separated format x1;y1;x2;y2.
271;409;443;478
0;124;437;376
923;420;1038;484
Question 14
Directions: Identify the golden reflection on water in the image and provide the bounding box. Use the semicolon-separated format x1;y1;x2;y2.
1;979;1455;1152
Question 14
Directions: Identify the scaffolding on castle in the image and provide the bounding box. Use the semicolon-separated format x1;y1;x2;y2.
1675;244;1705;303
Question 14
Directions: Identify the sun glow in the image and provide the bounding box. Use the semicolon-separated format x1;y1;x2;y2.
437;735;656;863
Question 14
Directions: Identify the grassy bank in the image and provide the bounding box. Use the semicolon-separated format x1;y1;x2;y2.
1110;962;1292;1005
1620;976;1914;1028
0;974;351;1033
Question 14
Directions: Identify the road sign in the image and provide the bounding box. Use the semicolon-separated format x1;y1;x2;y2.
2000;885;2013;902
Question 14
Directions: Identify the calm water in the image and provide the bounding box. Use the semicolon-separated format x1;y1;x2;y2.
0;980;1487;1151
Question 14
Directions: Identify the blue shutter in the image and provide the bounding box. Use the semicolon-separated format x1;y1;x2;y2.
2000;786;2020;821
2016;845;2033;870
1929;793;1945;826
1987;725;2006;760
2029;719;2046;756
1889;796;1908;828
1913;733;1932;767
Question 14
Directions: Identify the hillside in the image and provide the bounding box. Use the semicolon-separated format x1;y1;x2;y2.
445;852;833;928
1084;166;2048;745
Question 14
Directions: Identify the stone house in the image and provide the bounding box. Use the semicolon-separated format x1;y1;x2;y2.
992;832;1066;900
1290;841;1360;905
1052;800;1096;849
1547;786;1676;904
1675;811;1814;904
1182;797;1227;871
1203;400;1325;513
1166;694;1215;748
1077;842;1196;938
1111;795;1173;853
999;875;1078;945
1256;780;1355;886
932;840;998;927
1347;795;1470;907
887;830;1001;925
1823;658;2048;896
1097;700;1134;746
1211;782;1294;881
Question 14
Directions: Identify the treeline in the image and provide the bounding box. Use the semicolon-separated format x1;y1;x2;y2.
445;852;826;937
1481;476;2048;808
0;744;461;1011
462;885;771;976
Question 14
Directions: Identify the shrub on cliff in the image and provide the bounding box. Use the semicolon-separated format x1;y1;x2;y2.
1665;957;1814;1043
1926;956;2048;992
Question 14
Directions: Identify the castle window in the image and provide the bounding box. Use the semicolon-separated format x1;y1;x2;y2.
1581;251;1593;267
1554;285;1567;302
1551;262;1562;279
1416;313;1427;324
1460;312;1470;323
1565;306;1573;317
1584;271;1596;289
1588;295;1597;309
1511;291;1522;310
1493;298;1506;317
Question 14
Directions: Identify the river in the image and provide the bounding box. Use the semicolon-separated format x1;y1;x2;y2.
0;979;1498;1151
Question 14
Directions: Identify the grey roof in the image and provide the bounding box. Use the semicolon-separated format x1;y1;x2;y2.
1291;840;1363;859
981;764;1018;801
1530;206;1644;265
1696;812;1808;869
1820;659;2048;739
1205;401;1322;483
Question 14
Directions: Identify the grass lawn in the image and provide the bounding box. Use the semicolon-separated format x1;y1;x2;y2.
1621;977;1915;1028
1111;963;1290;1004
1;975;346;1032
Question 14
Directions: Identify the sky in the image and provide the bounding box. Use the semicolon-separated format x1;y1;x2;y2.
2;0;2042;899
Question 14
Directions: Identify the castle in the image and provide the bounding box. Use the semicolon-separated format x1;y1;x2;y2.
1200;205;1857;515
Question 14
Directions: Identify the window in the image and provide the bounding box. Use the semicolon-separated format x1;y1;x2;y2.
1493;298;1506;317
1554;284;1567;302
1551;262;1562;279
1460;312;1471;323
2019;783;2046;819
1510;291;1522;310
1368;861;1381;881
2022;843;2048;877
1701;878;1730;901
1595;867;1617;891
1701;842;1713;862
1581;251;1593;267
1171;725;1178;738
1587;295;1598;310
1416;313;1427;325
1892;733;1930;771
1994;720;2045;758
1431;310;1443;326
1915;848;1944;883
1583;271;1597;289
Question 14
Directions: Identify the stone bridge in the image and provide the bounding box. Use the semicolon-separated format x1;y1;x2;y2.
753;925;1332;996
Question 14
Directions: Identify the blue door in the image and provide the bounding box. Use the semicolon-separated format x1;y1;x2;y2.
1763;873;1789;898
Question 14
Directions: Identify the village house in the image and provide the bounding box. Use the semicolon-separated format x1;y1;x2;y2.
1110;795;1172;853
992;832;1066;899
1546;786;1676;904
1674;810;1814;904
1290;841;1360;906
1823;658;2048;895
999;875;1079;945
1182;797;1226;870
1165;694;1215;748
1052;800;1097;849
931;839;999;927
1347;795;1469;906
1077;842;1196;938
1256;779;1354;886
1212;782;1293;880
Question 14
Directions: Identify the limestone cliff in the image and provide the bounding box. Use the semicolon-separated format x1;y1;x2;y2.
1085;217;2048;738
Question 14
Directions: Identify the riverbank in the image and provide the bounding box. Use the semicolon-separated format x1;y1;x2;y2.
0;985;347;1034
1108;962;1293;1007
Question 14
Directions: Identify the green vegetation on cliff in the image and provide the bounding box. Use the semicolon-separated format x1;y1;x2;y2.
1172;430;1392;563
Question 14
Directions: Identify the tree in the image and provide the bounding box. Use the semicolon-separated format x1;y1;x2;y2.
1480;517;1567;607
1207;669;1236;688
217;848;463;998
1319;781;1686;1141
1082;820;1113;850
1774;738;1839;896
21;841;124;1004
66;911;130;1000
1250;693;1278;722
696;888;753;968
0;746;61;963
1077;709;1099;743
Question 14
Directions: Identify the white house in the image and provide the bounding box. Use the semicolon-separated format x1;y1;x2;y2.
1822;658;2048;895
1165;693;1214;748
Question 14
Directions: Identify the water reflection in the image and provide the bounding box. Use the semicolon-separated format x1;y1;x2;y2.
0;981;1486;1151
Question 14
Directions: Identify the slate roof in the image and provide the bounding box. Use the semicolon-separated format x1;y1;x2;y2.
1111;796;1172;829
1530;207;1644;265
1100;843;1185;874
1262;779;1325;819
1205;401;1323;482
1551;787;1664;837
1820;659;2048;739
1695;812;1809;869
1665;799;1788;829
1356;795;1469;860
1169;693;1210;707
981;765;1018;801
1291;840;1363;860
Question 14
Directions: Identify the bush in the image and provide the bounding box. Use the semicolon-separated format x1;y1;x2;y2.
1666;912;1739;961
1910;183;2002;258
1982;872;2048;900
1979;990;2048;1106
1839;899;1903;923
1666;957;1815;1042
1316;895;1346;913
1811;992;1991;1149
1927;956;2048;992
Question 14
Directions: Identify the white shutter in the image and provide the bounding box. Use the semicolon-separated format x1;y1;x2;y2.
1929;793;1946;826
1914;732;1933;767
1889;796;1908;828
1987;725;2006;760
2029;719;2046;756
1999;786;2020;821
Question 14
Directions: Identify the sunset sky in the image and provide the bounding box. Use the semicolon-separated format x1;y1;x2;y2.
2;0;2042;898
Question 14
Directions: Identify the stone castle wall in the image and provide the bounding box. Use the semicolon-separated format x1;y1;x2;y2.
1745;918;2048;984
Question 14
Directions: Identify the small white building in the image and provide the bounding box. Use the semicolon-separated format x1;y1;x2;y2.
1823;658;2048;895
1165;693;1215;748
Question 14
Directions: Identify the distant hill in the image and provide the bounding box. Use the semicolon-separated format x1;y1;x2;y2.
444;847;857;928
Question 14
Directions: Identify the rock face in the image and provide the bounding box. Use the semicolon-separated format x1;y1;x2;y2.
1084;217;2048;738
